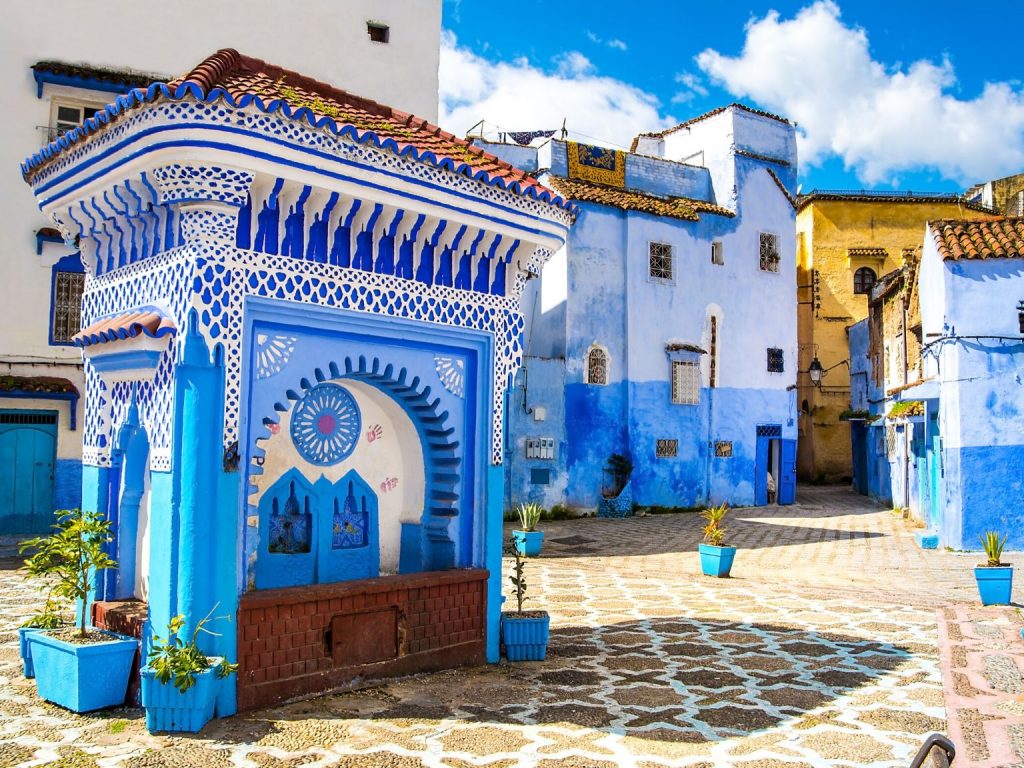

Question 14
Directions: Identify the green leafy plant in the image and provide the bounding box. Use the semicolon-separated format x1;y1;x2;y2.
980;531;1007;567
509;545;529;613
516;502;542;532
19;508;117;638
701;503;729;547
147;609;238;693
20;594;65;630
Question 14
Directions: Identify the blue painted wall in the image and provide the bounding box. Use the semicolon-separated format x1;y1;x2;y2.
54;459;82;511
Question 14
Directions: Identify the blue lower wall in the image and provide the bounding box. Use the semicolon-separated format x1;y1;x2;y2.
54;458;83;511
944;444;1024;551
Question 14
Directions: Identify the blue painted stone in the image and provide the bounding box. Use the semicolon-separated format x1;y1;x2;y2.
501;612;550;661
29;631;137;712
699;543;737;578
914;530;940;550
598;482;633;518
975;565;1014;606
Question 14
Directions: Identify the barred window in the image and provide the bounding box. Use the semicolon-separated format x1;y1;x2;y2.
853;266;877;294
51;271;85;344
649;242;674;282
671;360;699;404
656;439;678;458
767;347;784;373
586;346;608;385
759;233;780;272
715;441;733;458
709;316;718;388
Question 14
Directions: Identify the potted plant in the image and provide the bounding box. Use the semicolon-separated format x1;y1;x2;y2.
512;502;544;557
500;543;550;661
142;610;238;733
698;503;737;577
975;531;1013;606
20;508;138;712
18;596;64;678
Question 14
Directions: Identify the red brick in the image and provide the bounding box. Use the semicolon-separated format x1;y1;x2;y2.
252;667;267;684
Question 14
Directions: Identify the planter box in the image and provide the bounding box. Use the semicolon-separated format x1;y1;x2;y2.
141;662;221;733
699;543;737;578
512;530;544;557
28;630;138;712
18;627;43;678
501;611;550;661
975;565;1013;606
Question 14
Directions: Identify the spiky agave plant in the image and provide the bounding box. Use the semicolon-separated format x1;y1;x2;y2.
980;531;1007;566
701;503;729;547
516;502;542;532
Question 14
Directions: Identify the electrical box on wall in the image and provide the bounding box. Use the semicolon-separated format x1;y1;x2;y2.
532;406;546;422
525;437;555;460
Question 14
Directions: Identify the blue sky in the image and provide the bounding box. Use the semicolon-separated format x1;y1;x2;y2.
440;1;1024;193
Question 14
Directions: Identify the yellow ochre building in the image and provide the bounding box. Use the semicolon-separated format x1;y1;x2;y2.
794;191;995;482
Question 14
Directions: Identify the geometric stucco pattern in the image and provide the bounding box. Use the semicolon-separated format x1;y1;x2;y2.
0;489;975;768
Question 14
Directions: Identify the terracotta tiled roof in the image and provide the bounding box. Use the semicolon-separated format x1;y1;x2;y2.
546;176;734;222
930;217;1024;260
73;310;176;348
797;190;993;214
630;103;792;151
32;60;168;91
24;49;569;210
0;375;78;395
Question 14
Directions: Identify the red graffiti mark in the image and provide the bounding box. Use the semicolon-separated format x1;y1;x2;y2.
380;477;399;493
367;424;383;443
267;422;280;435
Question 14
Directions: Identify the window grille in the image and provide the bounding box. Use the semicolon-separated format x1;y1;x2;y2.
671;360;699;404
656;439;678;458
853;266;877;295
649;242;674;281
756;425;782;437
715;441;733;457
530;468;551;485
525;437;555;460
709;317;718;388
0;412;57;425
52;270;85;344
759;233;780;272
44;102;102;143
711;240;724;266
586;346;608;385
767;347;784;373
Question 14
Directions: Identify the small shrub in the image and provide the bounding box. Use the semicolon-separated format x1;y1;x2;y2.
516;502;542;532
701;503;729;547
147;610;238;693
509;543;528;613
980;531;1007;566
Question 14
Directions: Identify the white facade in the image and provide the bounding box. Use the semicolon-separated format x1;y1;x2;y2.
0;0;441;527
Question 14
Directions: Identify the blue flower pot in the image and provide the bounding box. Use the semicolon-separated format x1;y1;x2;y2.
975;565;1013;606
699;543;737;577
28;630;138;712
18;627;43;678
501;611;550;661
513;530;544;557
141;662;222;733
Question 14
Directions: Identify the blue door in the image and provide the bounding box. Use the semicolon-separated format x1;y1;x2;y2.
778;439;797;505
0;410;57;534
754;425;782;506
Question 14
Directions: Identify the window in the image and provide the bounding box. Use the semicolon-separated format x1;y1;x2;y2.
711;240;724;265
367;22;390;43
715;441;733;458
530;468;551;485
525;437;555;460
759;232;780;272
853;266;877;295
648;242;674;282
671;360;700;404
709;316;718;388
656;439;678;458
586;346;608;385
51;270;85;344
47;102;101;143
767;347;784;373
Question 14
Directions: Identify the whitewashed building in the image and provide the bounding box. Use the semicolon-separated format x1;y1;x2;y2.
1;0;441;533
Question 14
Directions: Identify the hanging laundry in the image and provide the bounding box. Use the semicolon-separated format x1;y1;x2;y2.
507;130;557;146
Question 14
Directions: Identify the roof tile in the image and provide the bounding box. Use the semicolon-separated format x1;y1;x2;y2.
930;217;1024;260
73;310;176;348
546;177;735;222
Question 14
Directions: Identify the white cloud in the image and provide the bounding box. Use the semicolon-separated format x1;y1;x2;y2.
585;30;628;51
672;71;708;104
608;39;628;52
438;31;669;149
696;0;1024;185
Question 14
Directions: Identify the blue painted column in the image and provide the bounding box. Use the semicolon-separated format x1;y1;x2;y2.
485;464;504;663
80;464;109;628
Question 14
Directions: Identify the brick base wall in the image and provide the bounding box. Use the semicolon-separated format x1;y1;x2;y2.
237;569;488;711
92;599;147;706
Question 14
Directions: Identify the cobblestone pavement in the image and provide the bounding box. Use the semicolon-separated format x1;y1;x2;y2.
0;487;1017;767
938;603;1024;768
